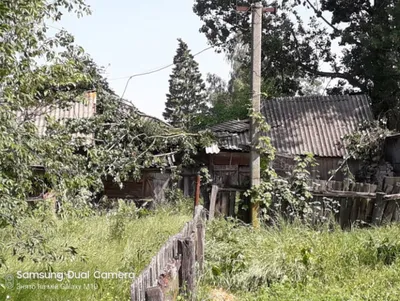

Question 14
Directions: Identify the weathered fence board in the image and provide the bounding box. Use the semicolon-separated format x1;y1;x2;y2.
130;206;206;301
306;177;400;228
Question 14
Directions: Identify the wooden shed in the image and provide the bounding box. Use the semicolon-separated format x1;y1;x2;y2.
206;94;374;180
21;92;176;203
103;168;173;203
203;94;374;217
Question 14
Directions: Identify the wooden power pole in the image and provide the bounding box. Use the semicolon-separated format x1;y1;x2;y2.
237;2;276;228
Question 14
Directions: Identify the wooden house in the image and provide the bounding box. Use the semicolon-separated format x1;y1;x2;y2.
202;95;374;216
21;91;175;202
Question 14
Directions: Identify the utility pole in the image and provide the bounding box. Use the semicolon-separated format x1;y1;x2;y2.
237;2;276;228
250;2;263;228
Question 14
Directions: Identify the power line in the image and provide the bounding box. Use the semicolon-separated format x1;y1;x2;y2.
118;46;213;100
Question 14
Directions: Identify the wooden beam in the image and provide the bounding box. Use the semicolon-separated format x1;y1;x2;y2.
145;286;163;301
221;193;229;216
178;236;196;299
209;185;219;220
196;220;205;272
194;175;201;211
218;187;246;192
312;190;376;199
383;193;400;201
372;192;386;226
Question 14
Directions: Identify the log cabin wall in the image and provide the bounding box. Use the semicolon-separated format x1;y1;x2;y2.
103;169;171;202
273;155;361;181
209;152;250;187
207;152;250;218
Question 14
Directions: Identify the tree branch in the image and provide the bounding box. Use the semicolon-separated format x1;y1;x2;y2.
305;0;341;34
289;28;367;91
300;63;368;91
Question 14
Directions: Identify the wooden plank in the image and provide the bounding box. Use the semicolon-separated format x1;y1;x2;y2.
218;188;246;192
178;236;196;299
146;286;163;301
209;185;219;220
382;202;395;225
196;219;205;272
382;178;397;224
339;198;347;229
372;192;386;226
221;192;229;216
229;192;235;217
393;201;400;222
343;178;350;191
130;282;137;301
350;183;359;225
213;165;239;172
357;183;368;224
160;260;181;301
383;193;400;201
358;197;367;224
312;190;376;198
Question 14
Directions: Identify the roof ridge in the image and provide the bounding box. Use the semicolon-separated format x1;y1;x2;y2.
263;94;369;103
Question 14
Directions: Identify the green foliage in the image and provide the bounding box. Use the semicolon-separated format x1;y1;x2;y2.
245;111;318;223
0;0;92;224
0;206;191;301
163;39;207;131
200;68;282;128
343;120;392;182
198;219;400;301
193;0;400;129
0;57;206;227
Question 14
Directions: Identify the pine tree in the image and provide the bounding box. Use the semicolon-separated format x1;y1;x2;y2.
163;39;207;131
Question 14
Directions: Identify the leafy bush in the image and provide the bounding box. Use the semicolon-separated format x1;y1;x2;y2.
343;120;392;182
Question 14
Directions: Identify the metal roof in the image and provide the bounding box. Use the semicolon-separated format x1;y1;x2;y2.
17;93;177;166
207;94;373;157
17;94;172;138
210;119;249;133
17;91;97;139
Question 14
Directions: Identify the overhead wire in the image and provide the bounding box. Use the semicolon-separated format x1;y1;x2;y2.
117;46;214;100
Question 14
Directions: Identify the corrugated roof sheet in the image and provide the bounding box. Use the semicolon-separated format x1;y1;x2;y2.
207;94;373;157
210;119;249;133
17;93;177;166
17;91;97;139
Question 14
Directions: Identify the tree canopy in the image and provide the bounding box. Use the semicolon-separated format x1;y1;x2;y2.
163;39;207;131
0;2;209;226
193;0;400;129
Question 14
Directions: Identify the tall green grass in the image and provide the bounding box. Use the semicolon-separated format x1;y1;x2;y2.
199;218;400;301
0;203;191;301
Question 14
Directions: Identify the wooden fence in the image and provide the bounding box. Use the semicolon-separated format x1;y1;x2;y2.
308;177;400;228
130;206;206;301
207;176;400;228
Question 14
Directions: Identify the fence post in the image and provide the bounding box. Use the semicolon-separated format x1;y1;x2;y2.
178;235;196;299
194;174;201;215
145;286;163;301
209;185;219;220
372;192;386;226
196;218;205;272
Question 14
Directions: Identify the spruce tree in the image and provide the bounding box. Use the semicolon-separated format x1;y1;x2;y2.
163;39;207;131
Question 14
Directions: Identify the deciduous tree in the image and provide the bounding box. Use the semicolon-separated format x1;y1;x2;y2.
193;0;400;129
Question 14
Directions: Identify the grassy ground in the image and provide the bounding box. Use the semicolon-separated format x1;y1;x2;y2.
198;218;400;301
0;202;191;301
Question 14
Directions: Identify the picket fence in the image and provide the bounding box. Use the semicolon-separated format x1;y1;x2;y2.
130;206;206;301
308;177;400;228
